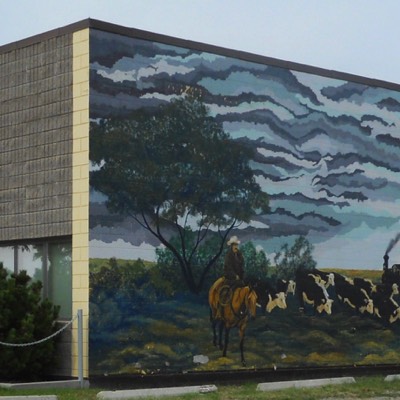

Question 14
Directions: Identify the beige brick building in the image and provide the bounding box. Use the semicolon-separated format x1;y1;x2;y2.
2;18;400;381
1;19;90;378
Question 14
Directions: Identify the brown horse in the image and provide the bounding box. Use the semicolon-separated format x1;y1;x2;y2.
208;277;258;366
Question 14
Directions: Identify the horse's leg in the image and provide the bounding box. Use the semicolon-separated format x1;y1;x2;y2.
218;321;224;350
209;306;218;347
222;327;230;357
239;322;247;366
211;319;218;346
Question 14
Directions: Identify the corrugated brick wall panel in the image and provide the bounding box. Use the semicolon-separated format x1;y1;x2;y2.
0;34;73;241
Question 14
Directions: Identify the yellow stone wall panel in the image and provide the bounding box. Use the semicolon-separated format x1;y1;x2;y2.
72;28;90;378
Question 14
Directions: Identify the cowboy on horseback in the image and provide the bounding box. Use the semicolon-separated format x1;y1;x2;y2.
208;236;257;365
224;235;245;286
217;236;245;308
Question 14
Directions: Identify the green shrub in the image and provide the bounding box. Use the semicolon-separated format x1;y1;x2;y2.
0;263;60;380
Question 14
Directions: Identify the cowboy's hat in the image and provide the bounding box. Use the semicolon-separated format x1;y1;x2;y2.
227;236;240;246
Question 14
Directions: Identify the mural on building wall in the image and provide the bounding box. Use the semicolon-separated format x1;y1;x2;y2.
88;29;400;375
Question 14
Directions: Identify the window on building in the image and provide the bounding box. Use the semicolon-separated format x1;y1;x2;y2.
18;244;44;283
0;246;14;274
48;242;72;319
0;239;72;319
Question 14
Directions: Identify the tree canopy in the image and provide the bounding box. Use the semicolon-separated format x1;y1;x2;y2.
274;236;317;280
90;95;269;293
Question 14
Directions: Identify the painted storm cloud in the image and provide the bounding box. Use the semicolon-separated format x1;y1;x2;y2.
89;29;400;270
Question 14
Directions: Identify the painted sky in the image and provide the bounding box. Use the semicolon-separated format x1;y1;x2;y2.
1;0;400;85
89;31;400;270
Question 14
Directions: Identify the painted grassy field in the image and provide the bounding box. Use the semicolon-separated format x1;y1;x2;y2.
90;267;400;376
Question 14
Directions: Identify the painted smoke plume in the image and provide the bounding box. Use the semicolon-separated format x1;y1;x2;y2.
386;233;400;256
384;233;400;270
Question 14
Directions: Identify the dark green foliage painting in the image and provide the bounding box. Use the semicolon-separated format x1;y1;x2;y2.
88;29;400;376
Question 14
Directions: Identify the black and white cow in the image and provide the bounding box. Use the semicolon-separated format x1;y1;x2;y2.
371;291;400;324
249;278;287;314
334;274;374;315
276;278;296;296
376;282;399;300
353;277;377;295
295;271;333;315
310;269;335;289
332;271;349;284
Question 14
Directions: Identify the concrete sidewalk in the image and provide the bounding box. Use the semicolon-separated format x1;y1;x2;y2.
0;396;57;400
257;376;356;391
97;384;217;399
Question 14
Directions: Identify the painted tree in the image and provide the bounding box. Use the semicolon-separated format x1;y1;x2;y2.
274;236;317;280
240;241;270;280
154;228;230;295
90;96;269;294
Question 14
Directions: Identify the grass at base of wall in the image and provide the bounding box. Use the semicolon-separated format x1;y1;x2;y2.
0;375;400;399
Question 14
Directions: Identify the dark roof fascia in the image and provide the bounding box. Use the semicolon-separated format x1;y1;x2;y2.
0;19;90;52
1;18;400;92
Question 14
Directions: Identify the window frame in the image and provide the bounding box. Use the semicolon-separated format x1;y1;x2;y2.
0;236;72;319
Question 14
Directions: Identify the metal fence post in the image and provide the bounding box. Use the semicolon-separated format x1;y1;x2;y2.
77;309;84;388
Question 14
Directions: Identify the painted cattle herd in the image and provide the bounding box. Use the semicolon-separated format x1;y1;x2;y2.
209;267;400;364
